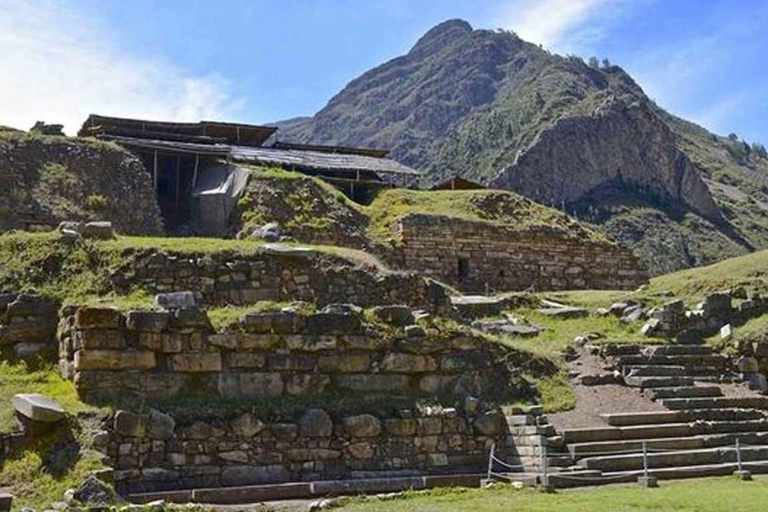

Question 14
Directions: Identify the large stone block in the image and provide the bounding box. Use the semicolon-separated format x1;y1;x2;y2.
306;312;361;334
75;307;123;330
138;333;184;353
267;353;316;371
317;354;371;373
73;330;126;350
75;349;156;370
285;374;331;396
230;413;266;437
170;353;222;372
384;418;417;437
220;465;290;486
333;374;411;393
13;393;65;423
380;353;438;373
218;372;284;398
284;334;337;351
342;414;382;438
225;352;266;369
126;311;170;333
299;408;333;438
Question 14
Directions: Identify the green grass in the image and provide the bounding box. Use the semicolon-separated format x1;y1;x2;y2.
335;477;768;512
0;356;95;432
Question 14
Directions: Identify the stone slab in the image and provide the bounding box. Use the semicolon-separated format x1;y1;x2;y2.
13;393;65;423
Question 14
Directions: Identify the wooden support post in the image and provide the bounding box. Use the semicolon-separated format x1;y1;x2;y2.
153;150;158;190
192;154;200;190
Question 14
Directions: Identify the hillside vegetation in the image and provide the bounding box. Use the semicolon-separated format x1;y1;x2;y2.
283;19;768;276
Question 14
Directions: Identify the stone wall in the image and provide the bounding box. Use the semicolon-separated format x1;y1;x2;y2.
108;247;450;312
98;406;510;494
0;294;59;353
386;214;647;293
60;305;529;403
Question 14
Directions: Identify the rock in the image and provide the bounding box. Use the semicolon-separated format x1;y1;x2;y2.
720;324;733;341
473;411;503;436
57;221;84;233
608;302;630;316
537;306;588;319
595;307;610;317
74;307;123;330
404;325;426;338
114;410;146;438
463;396;480;416
736;356;759;374
72;475;116;505
641;319;661;337
299;409;333;438
80;221;115;240
13;342;47;358
251;222;283;242
320;303;363;315
13;394;65;423
380;353;437;373
342;414;382;438
148;409;175;440
579;373;622;386
472;319;540;337
125;311;170;333
230;413;266;438
154;291;196;310
701;293;732;318
621;305;645;324
746;373;768;393
370;305;415;327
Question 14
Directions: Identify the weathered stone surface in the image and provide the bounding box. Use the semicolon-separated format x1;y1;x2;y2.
126;311;170;333
0;492;12;512
285;374;331;396
736;356;759;374
114;410;146;437
701;293;732;318
230;413;265;438
371;305;415;327
720;324;733;341
347;441;376;459
13;342;47;358
537;306;588;319
317;354;370;373
299;409;333;438
170;353;222;372
183;421;226;440
267;353;315;371
225;352;267;369
155;291;196;310
381;353;438;373
138;333;183;353
75;350;156;370
384;418;417;437
73;329;126;350
13;393;65;423
343;414;382;438
218;372;284;398
306;312;361;334
220;465;290;486
148;409;175;440
74;307;123;330
172;307;211;330
80;221;115;240
72;475;117;505
333;374;411;393
472;411;503;436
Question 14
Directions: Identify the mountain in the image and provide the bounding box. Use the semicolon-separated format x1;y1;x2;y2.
281;19;768;275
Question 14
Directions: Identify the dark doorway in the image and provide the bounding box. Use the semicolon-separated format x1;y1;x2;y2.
457;257;470;280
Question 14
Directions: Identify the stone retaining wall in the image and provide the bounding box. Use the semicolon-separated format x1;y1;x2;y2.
0;294;58;351
97;406;510;494
108;247;450;312
386;215;647;293
60;306;528;403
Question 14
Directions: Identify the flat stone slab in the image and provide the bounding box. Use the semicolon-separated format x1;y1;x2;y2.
451;295;506;306
537;306;588;319
261;243;317;257
155;291;196;310
13;393;65;423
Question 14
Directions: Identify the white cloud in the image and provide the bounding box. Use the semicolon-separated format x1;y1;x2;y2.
498;0;641;53
0;0;244;134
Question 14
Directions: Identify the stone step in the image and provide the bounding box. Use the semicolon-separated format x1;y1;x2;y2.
507;425;556;436
128;474;486;504
568;431;768;458
616;355;728;368
623;365;687;377
662;396;768;410
624;376;695;388
562;419;768;444
576;445;768;472
603;345;715;357
601;408;764;427
602;459;768;482
645;386;723;400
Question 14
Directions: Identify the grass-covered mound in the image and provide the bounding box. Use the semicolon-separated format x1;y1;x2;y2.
0;130;163;235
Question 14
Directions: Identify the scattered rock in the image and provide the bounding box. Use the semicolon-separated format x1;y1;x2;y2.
463;396;480;416
641;318;661;337
404;325;426;338
720;324;733;341
537;306;588;319
80;221;116;240
230;413;265;438
72;475;117;506
472;410;503;436
0;492;12;512
621;305;645;324
154;291;196;310
370;305;415;327
251;222;283;241
608;302;630;316
13;394;65;423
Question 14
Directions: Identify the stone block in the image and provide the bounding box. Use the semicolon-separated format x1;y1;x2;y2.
285;374;331;396
239;313;273;333
220;465;290;486
317;354;371;373
267;353;316;371
75;349;156;370
270;423;298;440
286;448;341;462
74;307;123;330
218;372;284;398
334;374;412;393
172;307;211;330
343;414;382;438
0;492;12;512
126;311;170;333
284;334;338;351
230;413;266;438
13;393;65;423
347;441;375;459
114;410;146;437
381;353;438;373
80;221;115;240
384;418;417;437
219;450;249;464
370;305;414;327
720;324;733;341
148;409;175;440
225;352;266;369
170;353;222;372
73;329;126;350
6;295;57;317
138;333;184;353
299;408;333;438
155;291;196;310
306;312;361;334
473;411;504;436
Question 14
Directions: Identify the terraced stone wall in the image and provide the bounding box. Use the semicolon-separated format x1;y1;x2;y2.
0;294;58;351
99;406;510;494
60;306;527;403
388;215;648;293
108;248;450;312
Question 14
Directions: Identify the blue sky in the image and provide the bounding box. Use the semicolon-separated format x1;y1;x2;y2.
1;0;767;145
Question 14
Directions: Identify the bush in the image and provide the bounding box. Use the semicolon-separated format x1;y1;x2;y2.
86;194;108;211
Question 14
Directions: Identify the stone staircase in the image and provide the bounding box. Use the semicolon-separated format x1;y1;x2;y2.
546;344;768;486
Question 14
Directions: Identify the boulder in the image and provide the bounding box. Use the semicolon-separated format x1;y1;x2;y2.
148;409;175;440
463;396;480;416
404;325;426;338
126;311;170;333
736;356;759;374
155;291;196;310
13;394;65;423
80;221;115;240
473;411;504;436
299;409;333;438
230;413;266;438
621;305;645;324
342;414;382;438
72;475;117;505
251;222;283;242
608;302;630;316
114;410;146;438
370;305;415;327
701;293;732;318
641;319;661;337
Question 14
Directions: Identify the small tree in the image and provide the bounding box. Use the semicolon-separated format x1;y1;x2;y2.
728;133;739;141
753;143;768;158
601;58;611;69
588;56;600;68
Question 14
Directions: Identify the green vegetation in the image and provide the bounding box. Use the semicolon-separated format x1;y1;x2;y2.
335;477;768;512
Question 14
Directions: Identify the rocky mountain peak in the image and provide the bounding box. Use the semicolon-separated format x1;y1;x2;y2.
409;19;473;57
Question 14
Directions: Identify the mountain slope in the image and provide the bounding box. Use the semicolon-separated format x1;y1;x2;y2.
282;19;767;275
